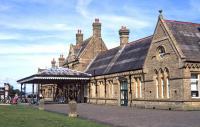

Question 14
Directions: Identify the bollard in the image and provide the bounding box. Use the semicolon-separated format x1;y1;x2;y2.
68;100;78;117
39;99;44;110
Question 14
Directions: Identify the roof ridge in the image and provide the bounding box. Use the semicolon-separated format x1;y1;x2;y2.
128;35;153;46
164;19;200;25
97;35;153;57
104;35;153;52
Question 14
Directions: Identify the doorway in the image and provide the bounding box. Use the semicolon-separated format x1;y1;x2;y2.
120;80;128;106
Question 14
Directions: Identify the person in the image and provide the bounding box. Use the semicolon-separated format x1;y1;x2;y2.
12;94;18;104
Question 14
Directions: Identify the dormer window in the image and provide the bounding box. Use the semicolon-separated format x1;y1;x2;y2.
157;46;166;58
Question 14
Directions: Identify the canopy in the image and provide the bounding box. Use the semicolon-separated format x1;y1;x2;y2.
17;67;91;84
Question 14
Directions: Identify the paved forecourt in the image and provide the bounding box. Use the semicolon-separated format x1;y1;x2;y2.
45;104;200;127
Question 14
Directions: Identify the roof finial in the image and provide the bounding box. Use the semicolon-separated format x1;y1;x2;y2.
158;9;163;19
159;9;162;14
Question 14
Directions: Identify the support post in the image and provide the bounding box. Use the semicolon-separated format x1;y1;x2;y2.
82;82;84;103
24;84;26;97
52;84;55;102
3;87;5;103
88;82;91;103
32;83;34;104
39;84;44;110
20;84;23;101
37;84;40;102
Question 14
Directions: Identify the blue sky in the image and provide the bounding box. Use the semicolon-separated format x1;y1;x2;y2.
0;0;200;91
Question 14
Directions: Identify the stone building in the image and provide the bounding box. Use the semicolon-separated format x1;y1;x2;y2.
85;12;200;110
40;12;200;110
63;18;107;71
38;19;107;102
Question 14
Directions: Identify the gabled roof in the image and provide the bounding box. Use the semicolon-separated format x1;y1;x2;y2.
165;20;200;62
76;37;92;58
86;36;153;76
65;37;92;64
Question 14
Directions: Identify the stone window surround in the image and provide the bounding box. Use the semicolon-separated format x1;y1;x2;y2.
155;68;170;99
156;45;166;60
134;77;142;98
191;73;200;98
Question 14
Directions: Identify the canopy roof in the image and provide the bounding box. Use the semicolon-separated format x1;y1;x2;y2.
17;67;91;84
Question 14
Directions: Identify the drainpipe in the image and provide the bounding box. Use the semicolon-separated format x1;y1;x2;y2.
104;77;106;104
129;74;132;107
93;70;97;104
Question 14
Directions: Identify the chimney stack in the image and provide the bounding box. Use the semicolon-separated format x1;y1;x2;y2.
119;26;129;46
58;54;65;67
51;58;56;68
92;18;101;38
76;29;83;46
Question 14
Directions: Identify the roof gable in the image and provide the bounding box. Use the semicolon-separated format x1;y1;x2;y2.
65;37;92;64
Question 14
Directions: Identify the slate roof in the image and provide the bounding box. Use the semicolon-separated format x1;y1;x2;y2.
37;67;91;77
86;36;153;76
165;20;200;62
17;67;91;84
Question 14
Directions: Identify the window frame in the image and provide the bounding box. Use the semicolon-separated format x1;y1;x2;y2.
191;73;200;98
157;46;166;59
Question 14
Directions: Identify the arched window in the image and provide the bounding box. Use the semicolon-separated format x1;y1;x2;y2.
135;77;142;98
154;69;159;99
159;68;164;98
166;77;170;98
156;77;158;98
164;68;170;98
157;46;166;58
91;83;96;98
135;78;138;98
161;77;164;98
139;78;142;98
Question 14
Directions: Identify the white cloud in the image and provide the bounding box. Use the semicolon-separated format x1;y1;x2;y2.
0;20;74;31
0;54;57;90
101;15;150;30
0;33;22;40
0;42;69;90
75;0;150;31
0;4;12;12
0;43;69;54
0;32;69;41
76;0;93;17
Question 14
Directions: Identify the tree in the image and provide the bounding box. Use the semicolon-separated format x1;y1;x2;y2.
5;83;21;98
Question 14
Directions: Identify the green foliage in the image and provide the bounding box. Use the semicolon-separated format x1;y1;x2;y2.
6;83;21;97
0;105;109;127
